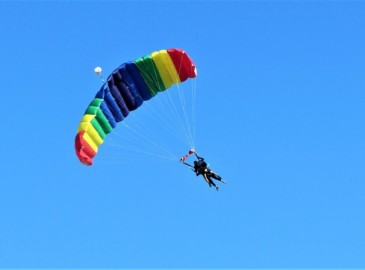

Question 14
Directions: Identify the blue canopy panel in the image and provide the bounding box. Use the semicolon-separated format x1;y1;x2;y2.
108;83;130;118
125;61;153;101
100;100;117;128
95;84;124;122
118;63;144;110
107;71;131;116
108;67;140;112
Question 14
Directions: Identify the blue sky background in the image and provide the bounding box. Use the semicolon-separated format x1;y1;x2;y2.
1;1;365;268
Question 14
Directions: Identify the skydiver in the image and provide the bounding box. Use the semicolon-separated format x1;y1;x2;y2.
180;149;226;191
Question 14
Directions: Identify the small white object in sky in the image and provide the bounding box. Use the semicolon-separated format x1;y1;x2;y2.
94;66;102;75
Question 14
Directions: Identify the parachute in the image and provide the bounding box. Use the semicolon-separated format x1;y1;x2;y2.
75;48;197;165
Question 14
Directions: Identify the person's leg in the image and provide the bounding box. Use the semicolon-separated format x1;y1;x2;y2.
206;174;219;191
210;172;221;180
203;174;213;187
208;170;225;183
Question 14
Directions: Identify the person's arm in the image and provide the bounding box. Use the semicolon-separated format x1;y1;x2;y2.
195;153;203;160
182;161;194;168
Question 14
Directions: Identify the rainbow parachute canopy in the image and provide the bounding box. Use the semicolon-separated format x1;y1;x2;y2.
75;48;197;165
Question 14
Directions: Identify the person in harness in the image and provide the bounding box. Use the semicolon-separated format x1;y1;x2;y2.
180;149;226;191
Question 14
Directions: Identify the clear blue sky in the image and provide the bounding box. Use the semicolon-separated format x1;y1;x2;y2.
1;1;365;268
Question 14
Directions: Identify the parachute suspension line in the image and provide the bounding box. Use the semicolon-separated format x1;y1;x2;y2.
134;62;195;150
108;137;177;161
174;52;193;148
101;135;176;164
173;87;192;146
188;78;197;149
175;51;197;149
193;79;197;148
175;74;197;150
139;101;192;149
119;117;179;160
147;56;196;148
127;65;190;148
160;88;194;149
